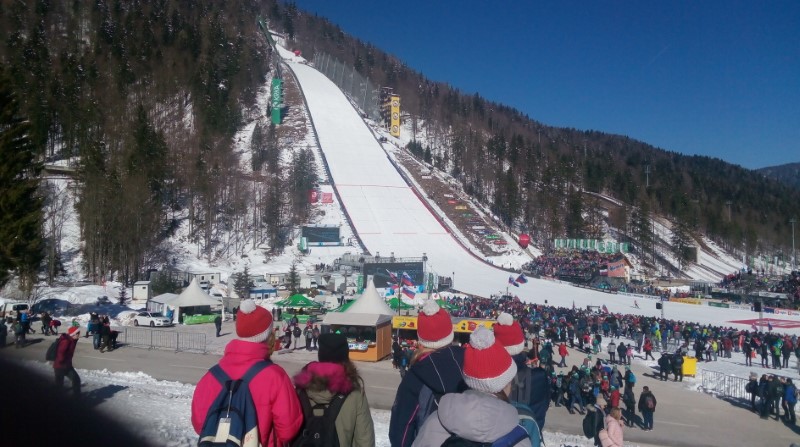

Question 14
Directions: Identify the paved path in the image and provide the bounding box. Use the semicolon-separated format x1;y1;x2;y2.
5;331;797;447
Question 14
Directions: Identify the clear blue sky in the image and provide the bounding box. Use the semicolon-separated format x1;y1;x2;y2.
292;1;799;169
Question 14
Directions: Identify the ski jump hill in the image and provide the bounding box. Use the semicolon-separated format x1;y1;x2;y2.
278;46;800;334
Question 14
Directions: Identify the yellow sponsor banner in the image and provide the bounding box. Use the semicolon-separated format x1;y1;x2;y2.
454;205;468;210
392;315;418;330
390;95;401;137
392;316;495;333
669;297;703;305
453;319;496;333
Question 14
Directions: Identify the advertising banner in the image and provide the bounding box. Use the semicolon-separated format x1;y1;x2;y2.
607;259;627;278
669;297;703;305
390;95;401;137
392;316;495;333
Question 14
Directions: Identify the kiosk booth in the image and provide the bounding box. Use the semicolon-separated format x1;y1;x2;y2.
321;280;393;362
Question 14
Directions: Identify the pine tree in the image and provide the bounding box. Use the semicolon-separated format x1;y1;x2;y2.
118;285;128;306
233;266;253;299
0;66;44;291
288;262;299;293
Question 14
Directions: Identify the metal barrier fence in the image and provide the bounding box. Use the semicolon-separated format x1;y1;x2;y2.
118;327;207;353
699;368;800;410
312;52;380;121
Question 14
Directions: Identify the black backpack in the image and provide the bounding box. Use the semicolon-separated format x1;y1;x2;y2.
582;407;603;439
442;425;529;447
292;388;347;447
198;360;273;447
45;338;61;361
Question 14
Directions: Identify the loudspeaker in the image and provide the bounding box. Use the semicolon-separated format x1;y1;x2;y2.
753;302;762;312
656;302;663;310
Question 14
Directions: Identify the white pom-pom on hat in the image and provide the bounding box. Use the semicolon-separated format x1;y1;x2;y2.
497;312;514;326
421;300;441;316
239;299;257;314
469;326;495;350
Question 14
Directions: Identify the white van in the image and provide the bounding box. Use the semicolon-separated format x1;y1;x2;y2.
0;301;29;319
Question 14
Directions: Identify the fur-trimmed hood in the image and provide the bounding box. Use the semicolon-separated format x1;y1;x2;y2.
293;361;354;396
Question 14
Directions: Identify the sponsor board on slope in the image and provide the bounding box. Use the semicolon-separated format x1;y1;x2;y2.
729;318;800;329
669;297;703;305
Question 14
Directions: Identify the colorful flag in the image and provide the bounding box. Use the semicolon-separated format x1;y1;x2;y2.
401;286;416;298
386;269;399;283
751;323;758;332
768;321;773;332
601;304;609;314
508;276;520;287
515;274;528;284
401;272;415;287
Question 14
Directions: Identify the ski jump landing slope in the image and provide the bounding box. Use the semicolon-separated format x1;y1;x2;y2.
281;50;800;333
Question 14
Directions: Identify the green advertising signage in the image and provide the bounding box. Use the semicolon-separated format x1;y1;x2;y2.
553;238;630;253
271;77;283;124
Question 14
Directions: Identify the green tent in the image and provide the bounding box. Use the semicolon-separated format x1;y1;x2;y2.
274;294;321;309
386;297;413;311
436;299;458;311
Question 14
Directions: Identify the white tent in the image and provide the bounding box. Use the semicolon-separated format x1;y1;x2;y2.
344;279;394;315
169;279;220;322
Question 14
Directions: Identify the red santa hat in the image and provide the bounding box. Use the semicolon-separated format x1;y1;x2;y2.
417;300;454;349
463;326;518;394
236;300;273;343
68;326;81;337
493;312;525;355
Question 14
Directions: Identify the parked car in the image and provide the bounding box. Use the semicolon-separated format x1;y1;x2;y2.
95;296;111;306
133;311;173;327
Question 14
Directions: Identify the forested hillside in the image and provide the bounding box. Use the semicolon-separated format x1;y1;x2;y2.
0;0;317;288
1;0;798;290
758;163;800;192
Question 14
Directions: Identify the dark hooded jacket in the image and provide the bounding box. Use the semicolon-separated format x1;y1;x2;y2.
389;345;465;447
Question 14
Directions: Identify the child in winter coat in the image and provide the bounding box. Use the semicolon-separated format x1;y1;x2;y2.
599;407;624;447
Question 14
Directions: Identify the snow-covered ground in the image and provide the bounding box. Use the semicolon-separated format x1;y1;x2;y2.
16;358;633;447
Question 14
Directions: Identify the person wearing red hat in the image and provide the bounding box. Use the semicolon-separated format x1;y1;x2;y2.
192;299;302;446
53;326;82;396
389;300;465;447
412;326;533;446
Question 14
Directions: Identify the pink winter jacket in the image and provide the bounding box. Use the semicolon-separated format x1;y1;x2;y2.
598;415;624;447
191;339;303;446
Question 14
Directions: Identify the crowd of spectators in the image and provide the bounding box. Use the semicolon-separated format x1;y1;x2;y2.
524;250;627;283
719;270;800;305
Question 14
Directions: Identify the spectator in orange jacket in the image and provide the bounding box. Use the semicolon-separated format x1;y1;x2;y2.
191;300;302;446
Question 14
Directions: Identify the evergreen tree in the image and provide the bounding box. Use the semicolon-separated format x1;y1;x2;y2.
288;262;299;293
0;66;44;291
117;285;128;306
671;220;693;271
233;266;253;299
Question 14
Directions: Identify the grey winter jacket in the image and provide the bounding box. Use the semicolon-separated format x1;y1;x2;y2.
411;390;532;447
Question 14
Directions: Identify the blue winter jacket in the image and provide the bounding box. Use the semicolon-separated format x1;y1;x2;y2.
388;345;465;447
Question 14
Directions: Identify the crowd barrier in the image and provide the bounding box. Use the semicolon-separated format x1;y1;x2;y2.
118;327;207;353
699;368;799;410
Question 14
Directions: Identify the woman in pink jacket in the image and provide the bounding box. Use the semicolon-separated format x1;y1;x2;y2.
192;300;302;446
599;407;624;447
